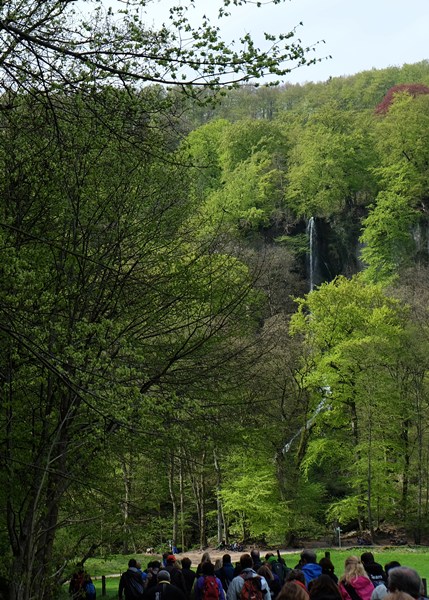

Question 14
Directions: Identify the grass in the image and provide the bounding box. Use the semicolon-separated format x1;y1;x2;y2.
280;547;429;581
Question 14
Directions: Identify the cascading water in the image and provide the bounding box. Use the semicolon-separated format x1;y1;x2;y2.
280;386;332;456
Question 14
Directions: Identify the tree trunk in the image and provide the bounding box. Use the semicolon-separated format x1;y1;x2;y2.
168;454;178;548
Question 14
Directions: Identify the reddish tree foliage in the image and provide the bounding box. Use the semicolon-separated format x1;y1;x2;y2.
375;83;429;115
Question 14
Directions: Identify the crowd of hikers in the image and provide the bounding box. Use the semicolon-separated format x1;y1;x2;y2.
69;549;429;600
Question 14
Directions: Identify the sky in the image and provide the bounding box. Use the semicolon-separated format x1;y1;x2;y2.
96;0;429;84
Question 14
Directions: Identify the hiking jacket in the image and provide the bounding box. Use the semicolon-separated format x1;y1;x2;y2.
226;569;271;600
195;575;226;600
339;576;375;600
119;568;145;600
301;563;323;586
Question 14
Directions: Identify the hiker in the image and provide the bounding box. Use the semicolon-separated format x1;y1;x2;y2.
215;555;235;592
144;570;187;600
361;554;387;588
266;554;289;586
277;582;308;600
181;557;197;598
226;553;271;600
146;561;162;591
285;571;307;589
197;553;213;578
371;563;401;600
387;567;424;600
338;556;374;600
251;550;262;572
165;555;187;595
258;565;281;600
309;574;341;600
195;561;226;600
119;558;145;600
69;565;86;599
298;551;322;587
319;558;338;584
83;573;96;600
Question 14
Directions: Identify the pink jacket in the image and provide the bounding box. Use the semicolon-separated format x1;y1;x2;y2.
339;577;375;600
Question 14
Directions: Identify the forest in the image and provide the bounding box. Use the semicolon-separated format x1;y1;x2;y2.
1;1;429;599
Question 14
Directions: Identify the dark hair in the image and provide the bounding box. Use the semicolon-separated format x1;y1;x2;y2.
240;554;253;569
388;567;421;599
202;562;215;576
258;566;273;581
361;553;375;565
223;554;232;564
182;557;192;569
265;553;275;561
128;559;137;568
251;549;261;559
301;550;317;564
385;562;401;574
319;558;335;573
309;575;341;600
286;570;306;585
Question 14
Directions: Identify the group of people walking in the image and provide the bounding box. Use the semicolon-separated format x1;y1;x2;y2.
117;549;428;600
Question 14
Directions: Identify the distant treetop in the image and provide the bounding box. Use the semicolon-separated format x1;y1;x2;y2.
375;83;429;114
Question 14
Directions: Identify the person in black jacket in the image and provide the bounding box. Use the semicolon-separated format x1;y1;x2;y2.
144;570;187;600
119;559;145;600
361;553;387;588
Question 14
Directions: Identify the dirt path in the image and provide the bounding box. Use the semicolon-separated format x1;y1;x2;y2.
162;548;299;566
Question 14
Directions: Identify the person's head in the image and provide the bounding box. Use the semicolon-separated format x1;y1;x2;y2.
309;575;341;600
277;582;309;600
158;570;171;583
258;566;274;581
128;558;137;569
222;554;232;565
265;553;275;561
151;561;161;570
385;562;401;575
301;550;317;565
341;556;368;583
214;559;222;571
200;552;211;565
136;561;142;570
361;553;375;565
286;570;306;585
388;567;422;599
166;555;176;565
182;557;192;570
202;562;215;576
319;558;335;574
240;554;253;570
251;549;261;562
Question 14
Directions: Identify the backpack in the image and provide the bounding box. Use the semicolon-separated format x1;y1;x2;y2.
271;561;290;585
85;581;96;599
202;575;220;600
240;576;264;600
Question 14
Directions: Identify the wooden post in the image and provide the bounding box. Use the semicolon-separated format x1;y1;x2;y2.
102;575;106;596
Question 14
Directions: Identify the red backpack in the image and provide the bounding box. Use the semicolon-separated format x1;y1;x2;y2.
202;575;220;600
240;576;263;600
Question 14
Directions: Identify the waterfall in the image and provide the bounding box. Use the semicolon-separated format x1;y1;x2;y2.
307;216;317;291
280;386;332;455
